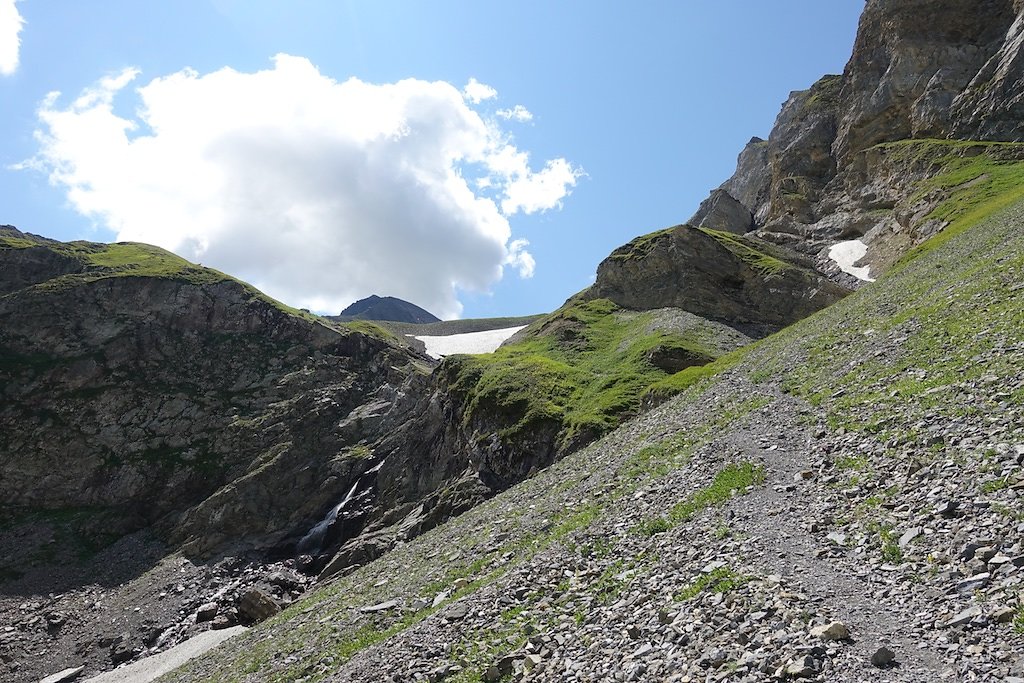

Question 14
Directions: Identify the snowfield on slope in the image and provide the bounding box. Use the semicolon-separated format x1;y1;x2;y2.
414;325;527;359
829;239;875;282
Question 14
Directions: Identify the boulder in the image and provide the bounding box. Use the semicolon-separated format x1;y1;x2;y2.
688;189;754;234
588;225;850;336
237;589;281;624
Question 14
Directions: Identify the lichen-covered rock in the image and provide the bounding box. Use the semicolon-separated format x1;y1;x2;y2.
587;225;850;336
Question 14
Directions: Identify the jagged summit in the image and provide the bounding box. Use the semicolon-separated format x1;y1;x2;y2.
337;294;440;324
689;0;1024;283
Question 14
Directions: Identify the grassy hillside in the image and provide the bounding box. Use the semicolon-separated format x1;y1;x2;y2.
161;152;1024;681
440;297;752;453
0;234;327;324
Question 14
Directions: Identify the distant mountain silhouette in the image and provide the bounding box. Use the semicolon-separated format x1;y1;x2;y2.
337;295;440;324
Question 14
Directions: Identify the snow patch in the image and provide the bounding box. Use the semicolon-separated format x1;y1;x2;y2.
829;240;875;282
415;326;527;359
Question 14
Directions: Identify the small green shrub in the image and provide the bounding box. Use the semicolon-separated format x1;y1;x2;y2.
675;567;748;601
635;517;671;536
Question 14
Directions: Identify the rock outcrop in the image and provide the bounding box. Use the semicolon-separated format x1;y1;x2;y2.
690;0;1024;279
587;225;849;336
0;228;440;559
836;0;1019;161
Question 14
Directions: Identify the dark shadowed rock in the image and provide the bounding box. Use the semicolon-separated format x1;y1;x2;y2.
337;294;440;324
688;189;754;234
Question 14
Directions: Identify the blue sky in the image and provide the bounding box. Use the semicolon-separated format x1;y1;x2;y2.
0;1;865;319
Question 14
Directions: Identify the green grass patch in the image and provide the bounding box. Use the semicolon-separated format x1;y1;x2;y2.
803;74;842;111
551;503;602;539
643;346;751;404
607;227;676;262
980;478;1010;493
0;235;38;249
619;439;692;484
865;521;904;565
675;567;748;601
6;237;325;324
668;462;766;523
697;228;792;278
442;297;737;453
340;320;403;344
636;461;765;534
835;454;870;471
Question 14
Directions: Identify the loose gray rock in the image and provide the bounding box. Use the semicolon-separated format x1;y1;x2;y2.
810;621;850;641
871;646;896;668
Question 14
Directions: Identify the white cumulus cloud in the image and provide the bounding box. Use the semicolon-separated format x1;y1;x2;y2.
0;0;24;76
502;158;583;215
24;55;582;318
504;238;535;278
496;105;533;123
462;77;497;104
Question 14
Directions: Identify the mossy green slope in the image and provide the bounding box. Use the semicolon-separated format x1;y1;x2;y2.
0;230;326;323
440;297;750;463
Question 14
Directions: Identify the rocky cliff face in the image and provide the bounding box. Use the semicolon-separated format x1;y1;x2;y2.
0;228;442;559
690;0;1024;280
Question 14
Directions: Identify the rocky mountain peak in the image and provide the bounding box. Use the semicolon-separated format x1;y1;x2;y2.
337;294;441;324
836;0;1021;162
689;0;1024;284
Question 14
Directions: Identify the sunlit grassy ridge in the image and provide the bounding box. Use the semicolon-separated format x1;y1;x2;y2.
0;236;327;323
442;297;744;452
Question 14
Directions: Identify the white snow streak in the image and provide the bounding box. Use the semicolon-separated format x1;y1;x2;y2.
828;239;875;282
414;326;526;359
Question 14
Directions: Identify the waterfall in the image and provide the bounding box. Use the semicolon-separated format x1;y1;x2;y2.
296;479;360;555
